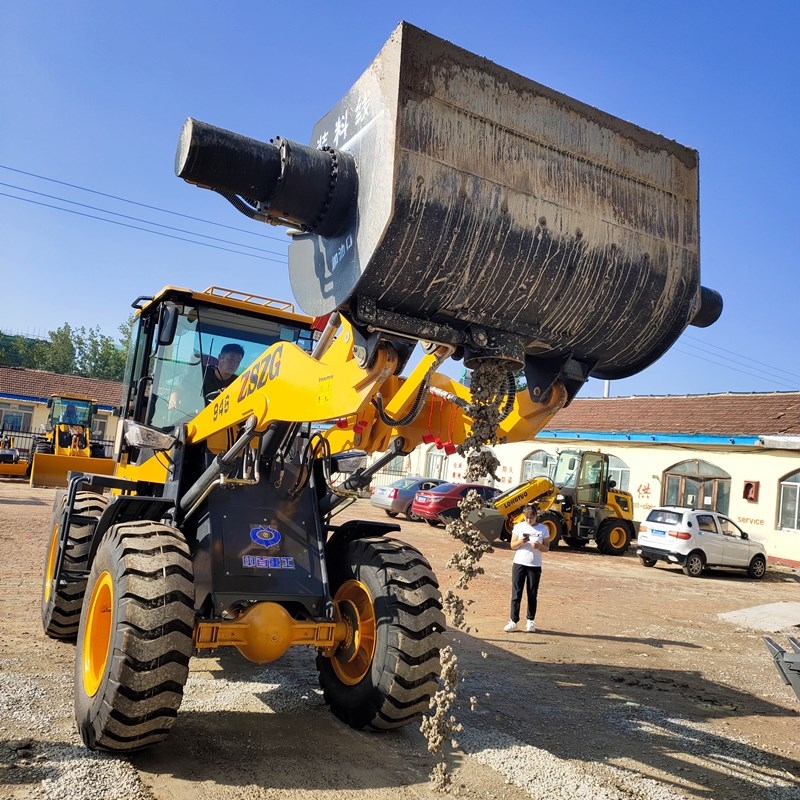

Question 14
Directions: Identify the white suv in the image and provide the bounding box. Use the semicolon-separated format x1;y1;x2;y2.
637;507;767;579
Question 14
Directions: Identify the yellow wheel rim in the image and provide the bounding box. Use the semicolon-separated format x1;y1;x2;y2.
43;523;59;604
542;519;558;544
82;571;114;698
331;580;376;686
608;525;627;549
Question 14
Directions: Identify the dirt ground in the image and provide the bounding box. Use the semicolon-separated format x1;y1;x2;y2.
1;478;799;800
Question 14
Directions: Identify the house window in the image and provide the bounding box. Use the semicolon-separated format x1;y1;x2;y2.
425;449;447;481
779;470;800;532
663;459;730;513
0;403;34;432
521;450;556;481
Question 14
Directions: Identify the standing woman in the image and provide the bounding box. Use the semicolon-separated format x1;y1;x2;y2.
504;503;549;632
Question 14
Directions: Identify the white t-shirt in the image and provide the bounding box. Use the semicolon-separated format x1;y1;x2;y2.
512;521;548;567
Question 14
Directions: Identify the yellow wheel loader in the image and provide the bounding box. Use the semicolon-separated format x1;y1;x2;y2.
490;449;636;555
39;22;721;753
0;431;29;478
29;395;115;488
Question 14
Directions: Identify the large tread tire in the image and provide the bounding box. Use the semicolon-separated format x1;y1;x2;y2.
538;511;565;549
596;519;632;555
42;491;109;640
74;520;194;752
317;537;445;731
34;437;53;455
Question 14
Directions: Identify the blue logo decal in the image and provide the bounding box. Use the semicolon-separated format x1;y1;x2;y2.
250;525;281;549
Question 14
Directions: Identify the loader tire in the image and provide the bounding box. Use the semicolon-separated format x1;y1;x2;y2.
74;520;194;752
317;536;445;731
596;519;632;555
563;537;588;550
538;511;565;549
34;437;53;455
42;491;109;640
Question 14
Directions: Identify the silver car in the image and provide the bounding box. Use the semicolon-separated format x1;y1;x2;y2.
370;477;445;521
637;506;768;579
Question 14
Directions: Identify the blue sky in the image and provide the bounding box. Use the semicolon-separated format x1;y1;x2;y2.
2;1;798;398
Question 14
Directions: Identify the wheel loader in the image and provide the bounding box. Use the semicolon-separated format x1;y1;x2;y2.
28;394;115;488
39;22;722;753
489;449;636;554
0;430;29;478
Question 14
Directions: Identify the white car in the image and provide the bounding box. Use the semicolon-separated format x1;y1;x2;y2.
637;507;767;579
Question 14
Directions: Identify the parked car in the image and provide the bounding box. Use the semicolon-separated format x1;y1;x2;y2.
637;506;767;579
370;477;446;521
411;482;502;526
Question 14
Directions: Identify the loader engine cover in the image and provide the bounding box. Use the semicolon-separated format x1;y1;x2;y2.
287;22;719;378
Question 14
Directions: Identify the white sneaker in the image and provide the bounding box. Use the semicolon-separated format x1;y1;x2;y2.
525;620;536;633
503;620;518;632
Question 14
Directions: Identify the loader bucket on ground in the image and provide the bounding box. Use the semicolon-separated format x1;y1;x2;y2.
0;461;29;479
29;454;115;489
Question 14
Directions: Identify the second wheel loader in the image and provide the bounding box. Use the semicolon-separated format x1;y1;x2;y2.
490;449;636;554
39;22;721;753
29;394;115;488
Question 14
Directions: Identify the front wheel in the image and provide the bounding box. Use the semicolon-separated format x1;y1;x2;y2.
317;537;445;730
404;503;423;523
538;511;565;549
747;554;767;579
596;519;632;555
74;520;195;752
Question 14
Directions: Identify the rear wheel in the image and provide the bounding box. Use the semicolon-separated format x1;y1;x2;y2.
385;510;399;518
317;537;445;730
425;518;442;527
747;554;767;579
596;519;631;555
638;555;657;568
42;491;108;640
74;520;194;752
682;551;705;577
538;511;565;549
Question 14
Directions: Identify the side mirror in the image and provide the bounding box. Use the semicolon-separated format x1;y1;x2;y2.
157;302;180;347
741;532;749;540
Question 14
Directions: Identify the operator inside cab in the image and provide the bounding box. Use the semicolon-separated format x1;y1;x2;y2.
168;342;245;413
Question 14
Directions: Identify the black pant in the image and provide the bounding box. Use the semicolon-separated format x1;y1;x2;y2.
510;563;542;623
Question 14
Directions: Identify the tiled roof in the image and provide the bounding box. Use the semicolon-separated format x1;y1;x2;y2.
545;393;800;437
0;366;123;407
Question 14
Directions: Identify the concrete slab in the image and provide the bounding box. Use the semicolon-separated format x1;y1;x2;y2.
718;602;800;632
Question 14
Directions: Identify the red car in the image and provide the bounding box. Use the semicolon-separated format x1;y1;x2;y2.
410;482;501;526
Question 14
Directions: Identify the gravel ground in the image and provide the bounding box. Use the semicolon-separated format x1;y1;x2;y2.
1;481;799;800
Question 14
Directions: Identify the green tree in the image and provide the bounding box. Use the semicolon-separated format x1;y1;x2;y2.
40;324;77;374
0;333;40;367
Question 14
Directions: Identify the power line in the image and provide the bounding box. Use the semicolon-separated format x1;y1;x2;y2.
672;345;798;391
682;333;800;384
0;181;288;258
0;191;287;264
0;164;288;243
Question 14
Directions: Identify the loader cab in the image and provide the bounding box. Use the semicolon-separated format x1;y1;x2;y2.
121;287;316;446
553;449;609;506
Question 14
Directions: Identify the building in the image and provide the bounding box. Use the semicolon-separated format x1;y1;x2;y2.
2;365;799;564
406;393;800;565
